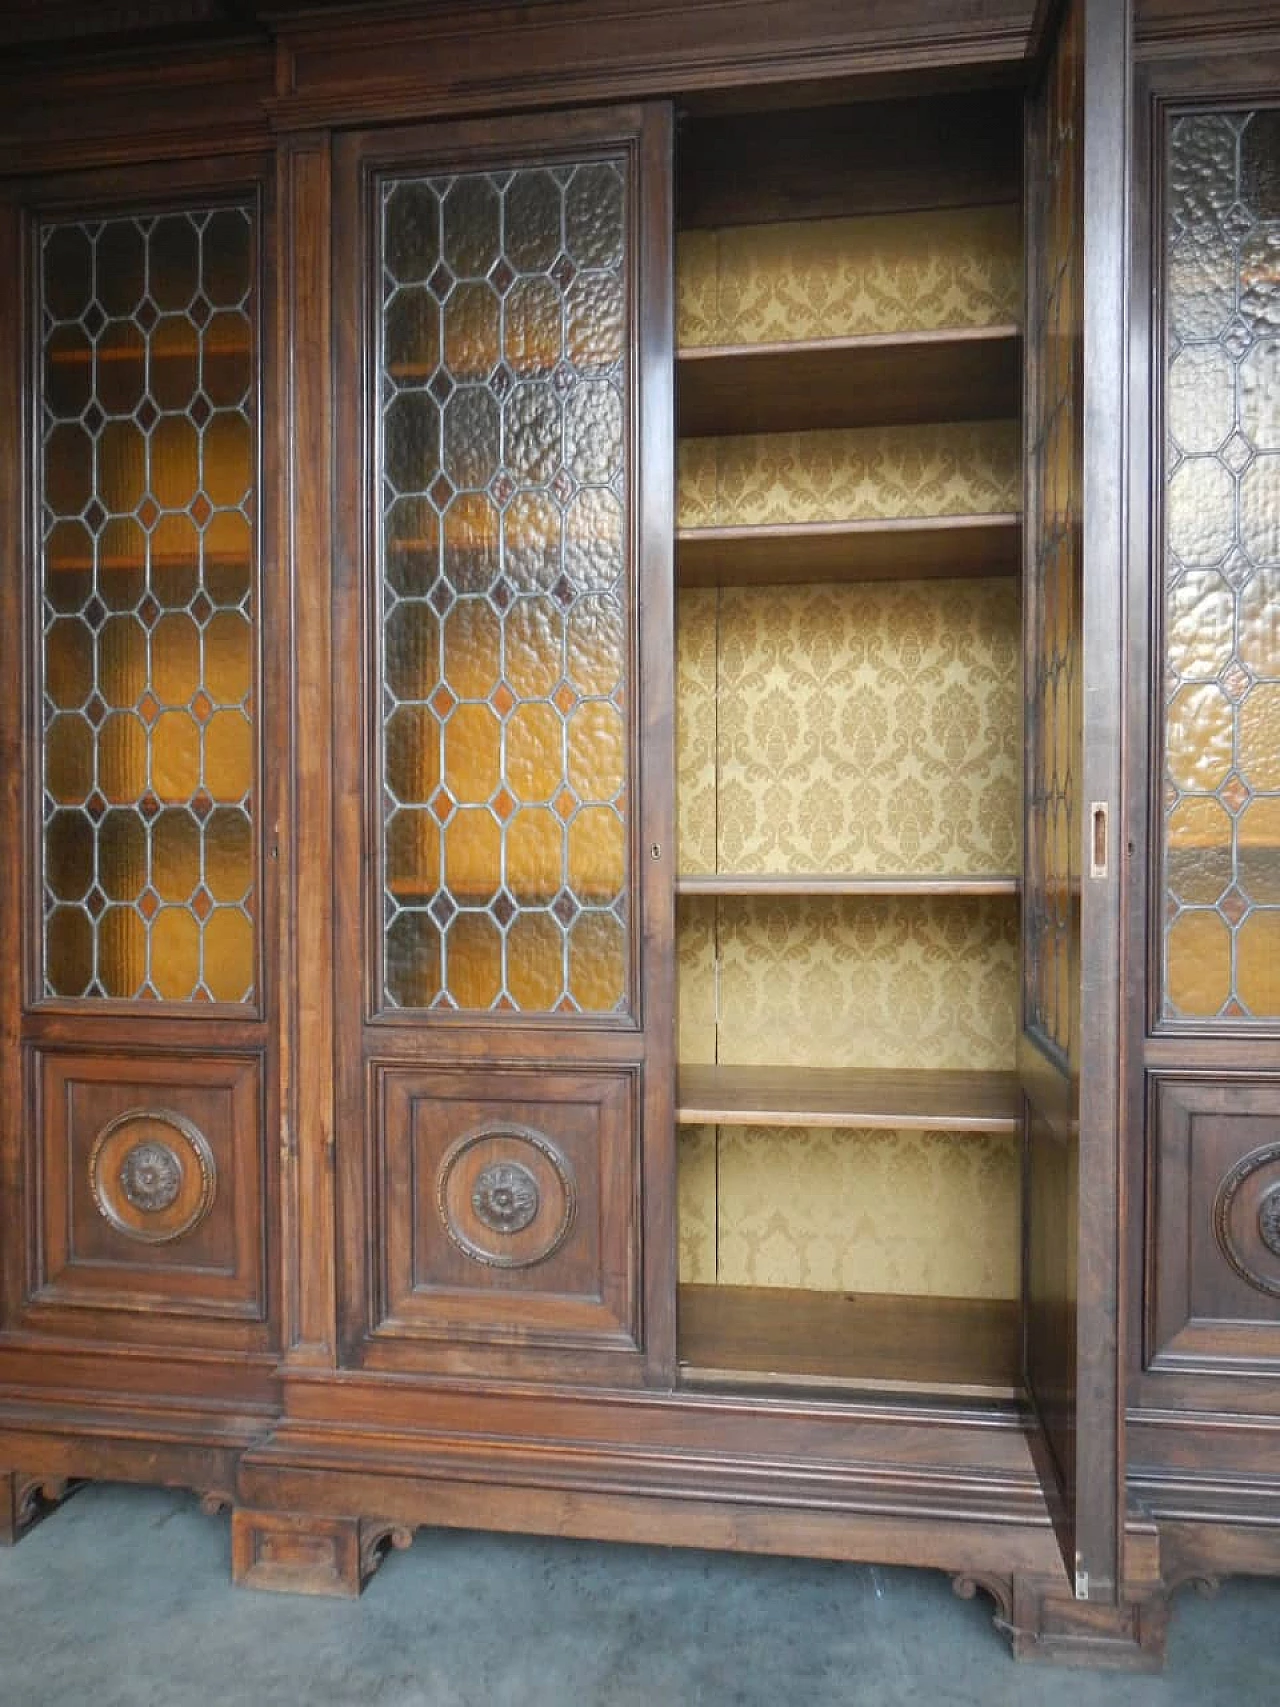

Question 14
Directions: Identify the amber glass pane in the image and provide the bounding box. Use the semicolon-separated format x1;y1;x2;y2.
38;203;257;1001
1023;0;1082;1064
1161;109;1280;1020
378;155;630;1013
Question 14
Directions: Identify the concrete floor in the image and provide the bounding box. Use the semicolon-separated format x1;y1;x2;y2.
1;1483;1277;1705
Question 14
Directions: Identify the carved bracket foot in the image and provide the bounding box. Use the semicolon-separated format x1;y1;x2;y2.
0;1474;82;1547
231;1507;414;1597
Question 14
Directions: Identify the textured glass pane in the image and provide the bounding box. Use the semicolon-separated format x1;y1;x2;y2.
38;202;258;1001
378;154;630;1013
1160;105;1280;1020
385;288;441;383
1023;0;1082;1063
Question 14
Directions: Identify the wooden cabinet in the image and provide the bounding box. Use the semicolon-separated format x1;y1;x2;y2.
1123;36;1280;1598
669;89;1025;1406
0;0;1277;1670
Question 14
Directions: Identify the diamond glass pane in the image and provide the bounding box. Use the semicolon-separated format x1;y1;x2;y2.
38;203;257;1002
1161;108;1280;1020
1023;0;1083;1065
378;158;630;1014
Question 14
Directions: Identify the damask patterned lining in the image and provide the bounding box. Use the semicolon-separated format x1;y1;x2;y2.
679;1124;1020;1299
678;580;1020;877
673;205;1024;1303
678;421;1020;530
677;206;1022;348
676;884;1021;1299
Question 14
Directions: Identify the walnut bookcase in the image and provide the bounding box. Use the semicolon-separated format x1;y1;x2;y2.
2;0;1275;1672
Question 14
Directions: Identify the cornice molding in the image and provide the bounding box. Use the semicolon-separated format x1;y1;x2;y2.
0;40;273;178
1135;0;1280;55
267;0;1035;132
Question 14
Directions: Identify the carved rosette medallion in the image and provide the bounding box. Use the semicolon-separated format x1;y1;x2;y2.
471;1162;540;1235
1213;1141;1280;1298
119;1141;183;1213
437;1125;575;1269
89;1109;217;1245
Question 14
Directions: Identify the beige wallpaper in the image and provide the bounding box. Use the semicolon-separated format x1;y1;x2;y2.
680;895;1019;1072
677;588;719;875
677;1125;1019;1299
676;896;1022;1300
673;206;1024;1308
678;421;1020;530
677;206;1023;347
677;580;1020;879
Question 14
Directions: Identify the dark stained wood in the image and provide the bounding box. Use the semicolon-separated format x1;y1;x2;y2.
330;104;669;1390
678;89;1023;228
1;0;1274;1663
1144;1075;1280;1374
676;872;1019;898
270;2;1037;134
1135;0;1280;51
678;1284;1022;1399
30;1049;267;1340
0;42;273;174
677;1064;1021;1132
1020;0;1130;1605
637;103;679;1387
0;186;28;1351
0;152;282;1375
276;131;338;1367
1125;43;1280;1559
231;1507;413;1598
678;327;1021;438
365;1065;642;1360
0;1474;81;1547
678;515;1021;586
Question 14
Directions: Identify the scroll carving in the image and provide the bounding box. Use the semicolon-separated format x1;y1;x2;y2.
359;1521;414;1581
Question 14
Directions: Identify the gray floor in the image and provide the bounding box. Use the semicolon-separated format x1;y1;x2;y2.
0;1483;1277;1705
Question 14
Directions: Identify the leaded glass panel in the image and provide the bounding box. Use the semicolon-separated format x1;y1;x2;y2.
378;158;630;1014
1161;109;1280;1020
38;204;257;1002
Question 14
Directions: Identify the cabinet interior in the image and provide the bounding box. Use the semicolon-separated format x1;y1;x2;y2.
672;88;1027;1398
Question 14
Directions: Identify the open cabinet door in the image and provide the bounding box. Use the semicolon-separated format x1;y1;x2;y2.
1021;0;1130;1602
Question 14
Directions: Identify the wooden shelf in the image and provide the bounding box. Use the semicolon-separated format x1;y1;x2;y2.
676;872;1018;898
47;340;249;364
676;1063;1021;1132
677;325;1020;438
678;1284;1021;1400
676;513;1020;587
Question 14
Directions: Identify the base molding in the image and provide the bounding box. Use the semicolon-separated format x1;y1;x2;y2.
0;1472;81;1546
230;1507;414;1597
1157;1517;1280;1595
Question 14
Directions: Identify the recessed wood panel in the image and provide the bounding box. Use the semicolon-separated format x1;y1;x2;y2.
369;1064;640;1356
33;1049;265;1328
1147;1075;1280;1373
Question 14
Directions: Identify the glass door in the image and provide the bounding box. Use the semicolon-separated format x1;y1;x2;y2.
331;105;675;1382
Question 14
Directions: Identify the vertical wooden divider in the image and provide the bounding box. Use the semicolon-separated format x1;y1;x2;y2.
277;131;338;1365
